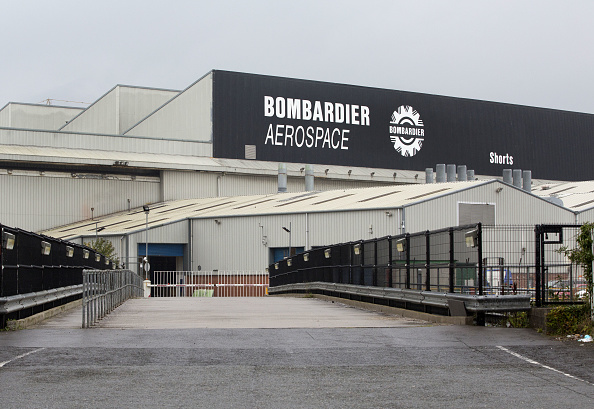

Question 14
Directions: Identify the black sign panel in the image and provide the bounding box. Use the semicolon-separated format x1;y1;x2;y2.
212;70;594;181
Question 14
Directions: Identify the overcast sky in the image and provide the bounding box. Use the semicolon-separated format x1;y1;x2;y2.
2;0;593;114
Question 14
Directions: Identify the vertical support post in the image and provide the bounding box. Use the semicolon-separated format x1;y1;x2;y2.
425;231;431;291
387;236;393;288
405;234;411;289
534;226;541;307
373;239;378;287
449;228;455;293
476;223;485;326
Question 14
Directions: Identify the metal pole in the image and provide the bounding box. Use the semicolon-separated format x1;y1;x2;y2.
145;211;148;280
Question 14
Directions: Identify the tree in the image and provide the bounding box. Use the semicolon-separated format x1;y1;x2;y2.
558;223;593;320
84;237;119;266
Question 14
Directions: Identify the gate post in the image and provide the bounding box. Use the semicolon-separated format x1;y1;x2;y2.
425;231;431;291
534;225;541;307
449;228;454;293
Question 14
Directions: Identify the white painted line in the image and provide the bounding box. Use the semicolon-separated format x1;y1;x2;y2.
496;345;593;386
0;348;45;368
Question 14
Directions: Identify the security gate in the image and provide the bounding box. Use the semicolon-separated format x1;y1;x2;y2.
149;271;269;297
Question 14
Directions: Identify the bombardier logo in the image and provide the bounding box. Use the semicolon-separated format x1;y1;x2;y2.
389;105;424;157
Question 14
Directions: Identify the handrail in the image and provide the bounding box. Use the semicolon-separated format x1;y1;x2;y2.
82;269;144;328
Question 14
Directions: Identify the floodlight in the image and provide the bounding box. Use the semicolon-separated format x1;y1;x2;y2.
41;241;51;256
324;248;331;259
83;249;90;259
66;246;74;258
354;243;361;255
95;254;101;262
2;232;15;250
395;238;406;253
287;258;292;267
465;229;478;248
303;253;309;262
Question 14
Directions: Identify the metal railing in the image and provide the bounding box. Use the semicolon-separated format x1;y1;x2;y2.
149;271;269;297
82;269;144;328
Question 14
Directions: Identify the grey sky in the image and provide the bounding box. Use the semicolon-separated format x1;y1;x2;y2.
2;0;593;114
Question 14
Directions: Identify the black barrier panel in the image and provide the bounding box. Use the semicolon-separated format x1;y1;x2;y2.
1;224;112;297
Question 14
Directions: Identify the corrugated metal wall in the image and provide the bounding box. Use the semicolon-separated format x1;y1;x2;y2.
404;183;576;233
189;210;401;272
0;103;83;130
119;87;180;133
125;72;213;142
576;209;594;224
61;88;118;134
161;170;396;201
0;128;212;157
0;171;161;232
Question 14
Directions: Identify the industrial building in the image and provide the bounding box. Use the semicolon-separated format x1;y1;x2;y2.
2;70;594;275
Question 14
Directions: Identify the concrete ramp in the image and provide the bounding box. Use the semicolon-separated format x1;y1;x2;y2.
37;296;429;329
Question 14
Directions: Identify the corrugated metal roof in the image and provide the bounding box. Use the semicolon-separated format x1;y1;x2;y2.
532;181;594;211
40;180;491;240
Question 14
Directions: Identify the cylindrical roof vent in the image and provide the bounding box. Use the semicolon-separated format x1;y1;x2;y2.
522;170;532;193
425;168;434;184
436;164;446;183
447;164;456;182
305;164;314;191
457;165;467;181
503;169;512;184
278;163;287;193
512;169;522;188
467;170;475;181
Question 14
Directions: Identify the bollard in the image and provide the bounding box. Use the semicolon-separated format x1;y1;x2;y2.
143;280;151;298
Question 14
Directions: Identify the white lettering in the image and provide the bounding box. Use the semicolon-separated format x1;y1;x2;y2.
313;101;323;121
324;102;334;122
275;97;285;119
284;125;294;146
306;126;315;147
303;100;312;120
264;96;274;117
331;128;341;149
287;98;300;119
295;126;305;147
361;106;370;126
335;103;344;123
265;124;275;144
315;127;324;147
351;105;360;125
275;125;284;146
341;129;349;150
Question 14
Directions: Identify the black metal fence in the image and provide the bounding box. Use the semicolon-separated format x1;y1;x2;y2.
269;223;589;307
1;224;112;327
270;223;485;295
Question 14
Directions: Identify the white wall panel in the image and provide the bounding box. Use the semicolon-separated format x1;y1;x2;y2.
119;87;179;132
61;88;118;134
0;103;83;130
0;172;160;232
125;73;213;142
0;128;212;157
404;183;576;234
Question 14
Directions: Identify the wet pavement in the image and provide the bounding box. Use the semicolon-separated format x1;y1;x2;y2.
1;296;592;408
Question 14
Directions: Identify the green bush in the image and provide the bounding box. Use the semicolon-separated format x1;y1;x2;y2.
546;303;592;336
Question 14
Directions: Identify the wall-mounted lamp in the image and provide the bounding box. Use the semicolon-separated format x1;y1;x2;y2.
95;253;101;262
274;263;279;270
370;172;375;177
324;248;331;259
395;238;406;253
105;258;110;265
324;169;329;175
465;229;479;248
348;169;352;176
303;253;309;262
41;241;51;256
83;249;90;259
385;211;392;217
214;219;221;225
354;243;361;255
287;258;292;267
2;232;15;250
66;246;74;258
495;187;503;193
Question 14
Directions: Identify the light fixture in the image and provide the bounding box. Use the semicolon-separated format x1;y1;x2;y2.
214;219;221;225
83;249;90;259
66;246;74;257
95;254;101;262
41;241;51;255
105;258;110;265
465;229;478;248
324;248;331;259
143;205;150;213
354;243;361;255
303;253;309;262
275;263;279;270
496;187;503;193
385;211;392;217
395;238;406;253
287;258;292;266
2;232;15;250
